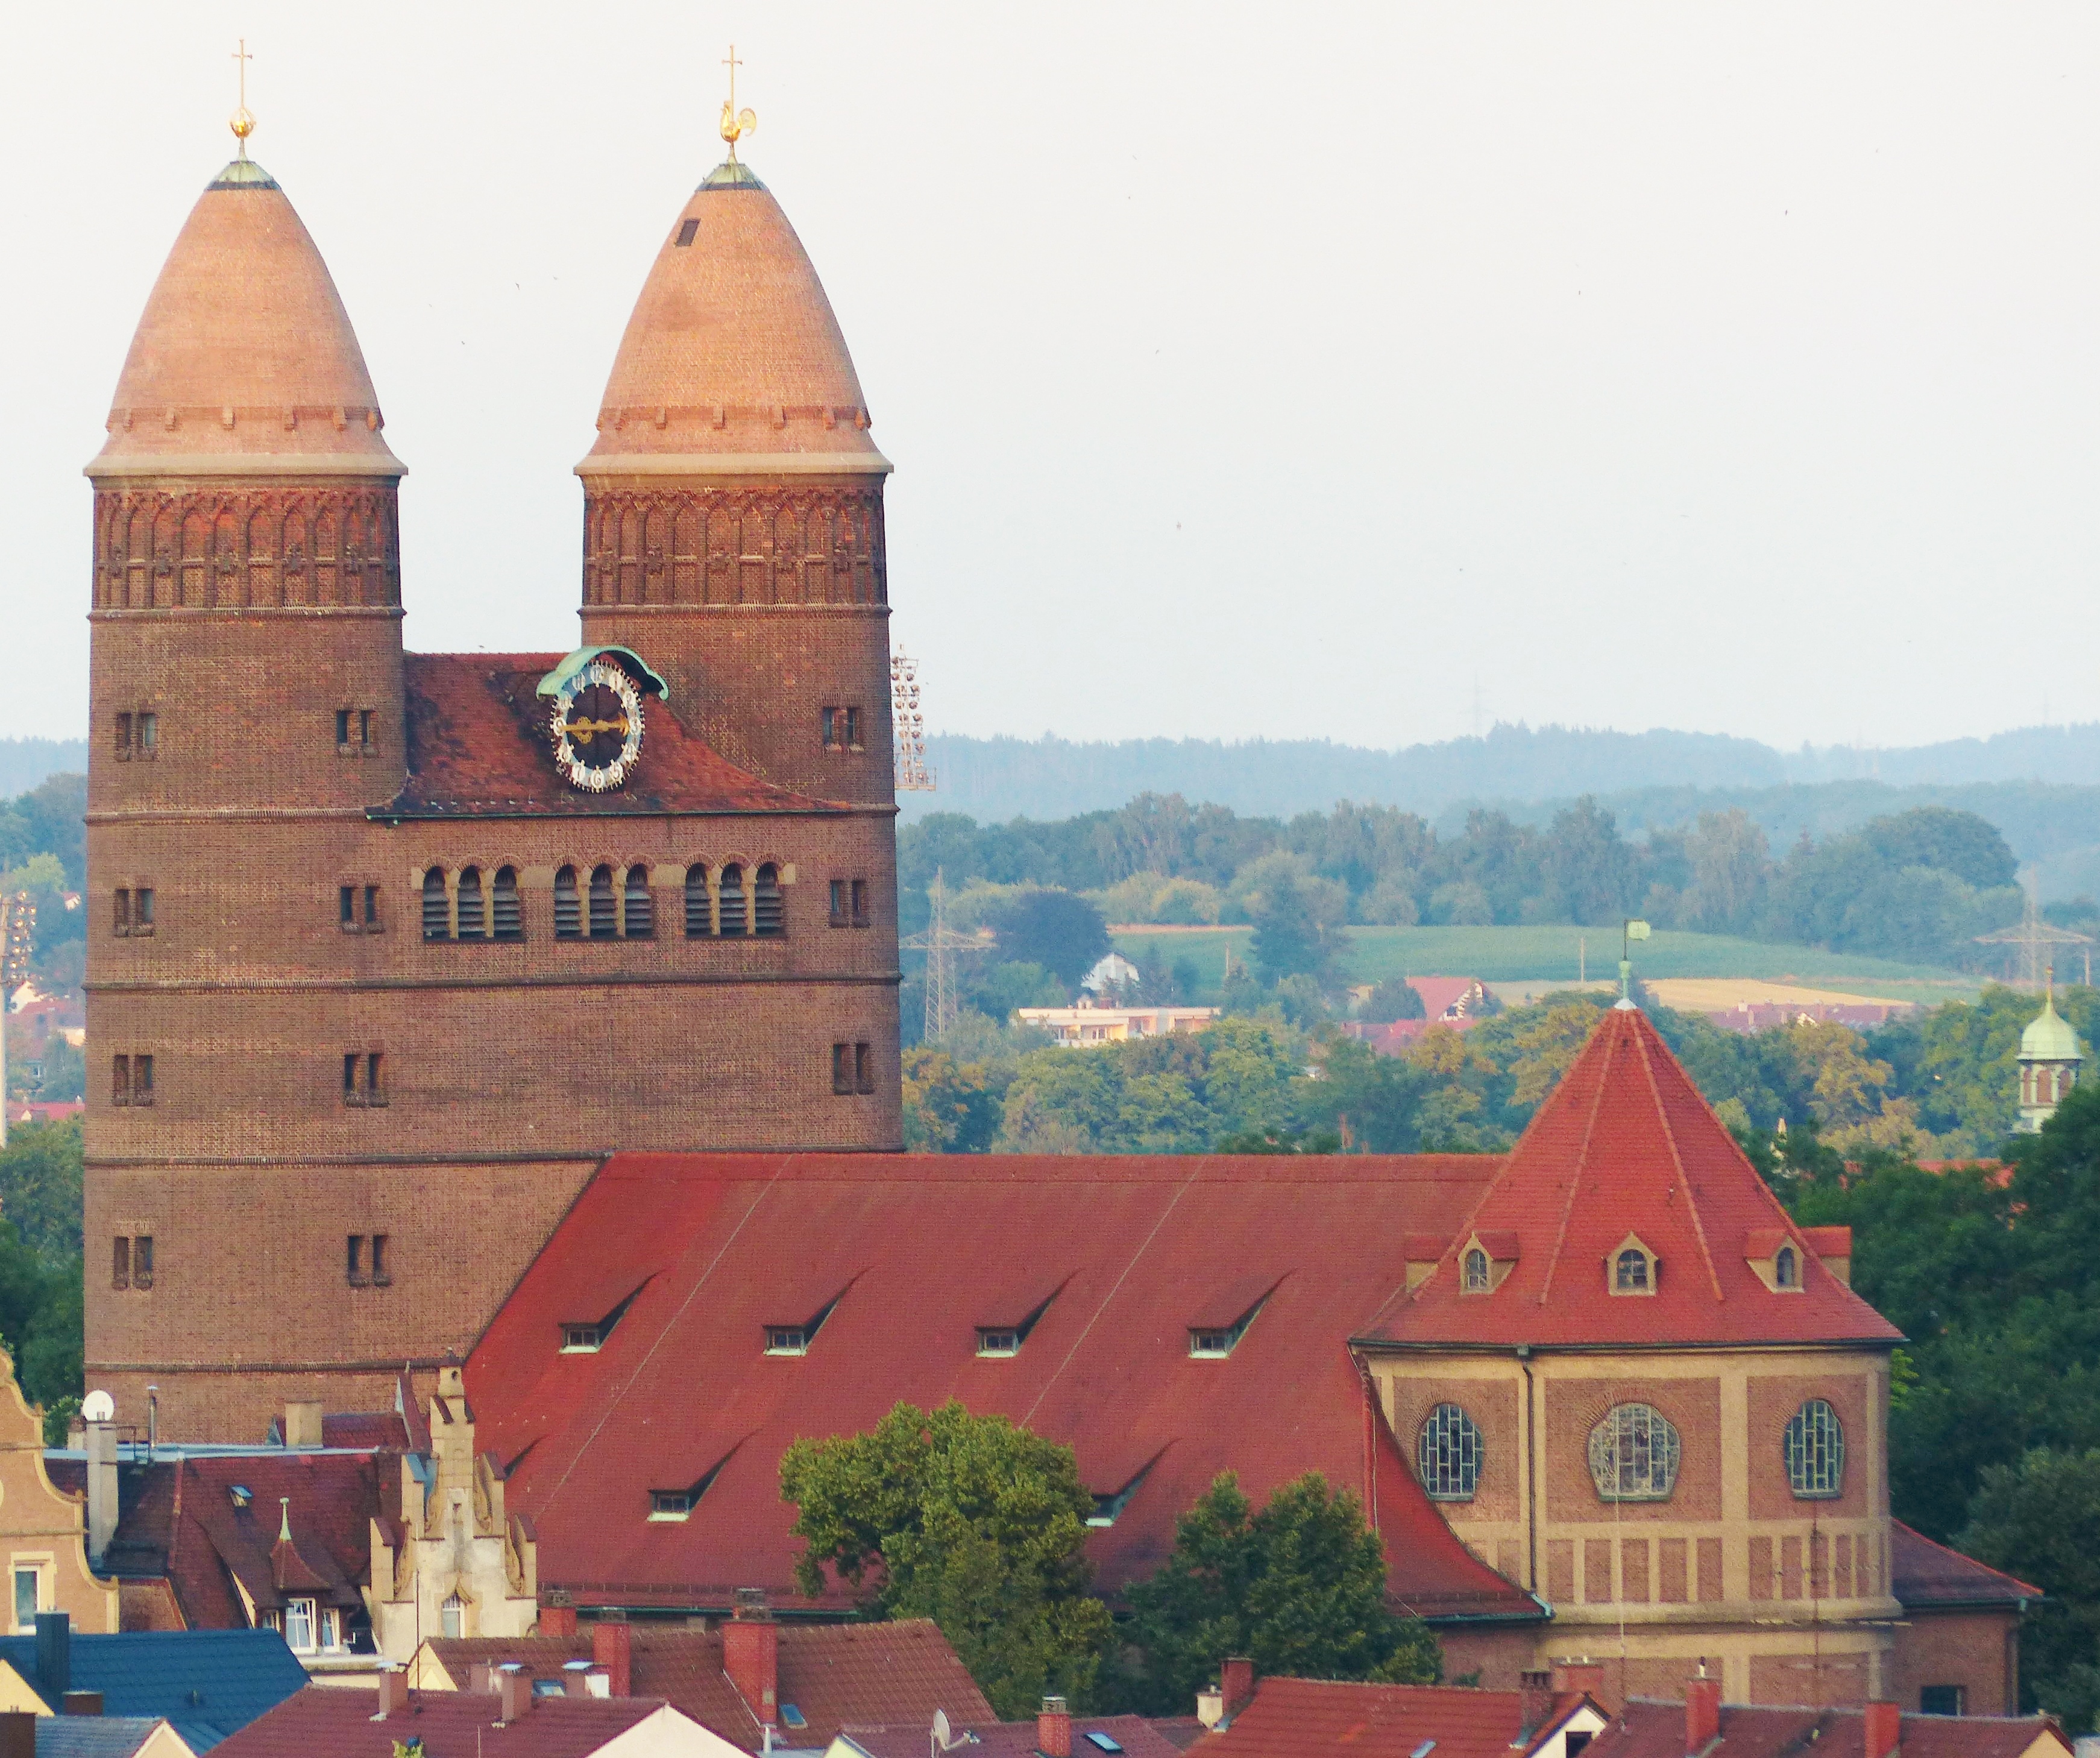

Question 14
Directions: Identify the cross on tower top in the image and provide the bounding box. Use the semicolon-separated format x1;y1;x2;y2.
719;44;756;161
229;39;256;156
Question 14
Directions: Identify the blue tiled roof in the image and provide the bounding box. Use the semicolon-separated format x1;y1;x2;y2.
35;1718;165;1758
0;1630;307;1752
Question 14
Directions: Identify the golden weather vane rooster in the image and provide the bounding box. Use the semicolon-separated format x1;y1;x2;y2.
720;43;757;160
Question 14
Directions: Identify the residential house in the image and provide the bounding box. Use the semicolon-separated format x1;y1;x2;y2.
0;1716;194;1758
1190;1663;1607;1758
1579;1686;2069;1757
1013;1001;1219;1045
827;1699;1196;1758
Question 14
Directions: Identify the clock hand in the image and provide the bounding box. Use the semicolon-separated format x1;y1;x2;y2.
561;718;631;738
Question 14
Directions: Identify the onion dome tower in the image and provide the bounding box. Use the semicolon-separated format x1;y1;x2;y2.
576;93;891;804
2017;983;2082;1133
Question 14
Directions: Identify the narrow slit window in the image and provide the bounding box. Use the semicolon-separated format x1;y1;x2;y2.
832;1042;854;1096
455;867;485;940
336;708;353;747
554;866;581;939
421;869;450;941
112;1237;131;1291
115;713;133;760
112;1055;131;1107
845;706;861;748
133;1054;153;1106
366;1053;386;1107
851;880;869;928
347;1234;367;1286
855;1041;874;1094
343;1053;362;1106
685;865;713;937
753;864;784;937
1775;1245;1798;1288
371;1233;389;1284
358;708;374;751
588;865;618;939
718;865;747;936
136;887;154;932
363;885;380;931
492;868;523;940
133;1235;153;1290
829;880;848;928
115;889;131;936
339;885;357;930
624;866;654;938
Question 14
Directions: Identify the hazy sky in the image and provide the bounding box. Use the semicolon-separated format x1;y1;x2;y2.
4;4;2096;752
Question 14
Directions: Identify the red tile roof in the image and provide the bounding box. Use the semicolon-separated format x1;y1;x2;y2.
839;1714;1189;1758
420;1620;992;1753
1582;1697;2068;1758
1360;1007;1904;1349
209;1686;684;1758
381;654;844;819
464;1152;1538;1623
1890;1520;2041;1608
1194;1678;1599;1758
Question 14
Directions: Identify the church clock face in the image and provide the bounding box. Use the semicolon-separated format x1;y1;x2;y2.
550;660;645;791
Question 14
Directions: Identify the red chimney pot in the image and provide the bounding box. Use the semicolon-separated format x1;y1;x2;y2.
497;1665;532;1724
591;1619;632;1698
723;1590;780;1727
1221;1656;1256;1716
1863;1700;1902;1758
1037;1696;1072;1758
1685;1672;1721;1753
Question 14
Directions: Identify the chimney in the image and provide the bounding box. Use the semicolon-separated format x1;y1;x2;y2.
540;1599;579;1639
1221;1656;1256;1718
86;1416;119;1569
60;1693;101;1717
591;1617;632;1698
375;1667;409;1718
1195;1686;1224;1731
586;1668;611;1700
33;1613;68;1702
1519;1670;1555;1738
1685;1670;1721;1753
0;1713;31;1758
1037;1696;1072;1758
469;1662;495;1694
723;1589;779;1728
562;1661;595;1700
283;1400;324;1450
497;1664;533;1725
1863;1701;1902;1758
1551;1659;1610;1713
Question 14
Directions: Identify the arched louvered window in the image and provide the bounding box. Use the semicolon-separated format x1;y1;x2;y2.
456;867;485;940
1785;1399;1845;1498
1588;1403;1682;1502
1775;1245;1798;1288
421;868;450;941
624;865;654;938
718;864;747;937
753;863;784;937
492;868;523;940
553;866;581;939
685;865;712;937
1462;1248;1491;1293
588;865;618;939
1615;1247;1652;1292
1418;1404;1482;1501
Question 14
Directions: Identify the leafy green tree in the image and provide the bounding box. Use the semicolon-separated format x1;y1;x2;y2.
1117;1472;1440;1713
781;1401;1113;1716
901;1051;1003;1153
1543;797;1633;925
1958;1448;2100;1728
986;890;1111;988
0;1118;83;1260
1864;806;2017;890
1298;1038;1438;1152
1359;979;1426;1024
1681;808;1769;935
1235;854;1346;983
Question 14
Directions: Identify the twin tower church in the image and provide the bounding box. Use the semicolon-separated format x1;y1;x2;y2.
78;100;2034;1718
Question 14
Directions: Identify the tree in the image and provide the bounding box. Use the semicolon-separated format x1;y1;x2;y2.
1359;979;1426;1024
1118;1472;1441;1713
901;1051;1002;1153
1237;854;1347;984
0;1118;83;1259
1682;808;1769;936
1544;796;1633;925
1864;807;2017;890
986;890;1111;988
1958;1448;2100;1728
781;1401;1113;1716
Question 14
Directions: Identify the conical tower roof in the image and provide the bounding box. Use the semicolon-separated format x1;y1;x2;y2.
87;158;400;477
579;161;887;477
1362;1007;1900;1349
2021;992;2081;1062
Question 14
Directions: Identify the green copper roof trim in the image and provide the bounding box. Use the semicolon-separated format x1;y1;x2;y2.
535;646;671;702
699;160;766;191
208;159;280;191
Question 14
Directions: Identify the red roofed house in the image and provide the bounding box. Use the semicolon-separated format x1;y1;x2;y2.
1579;1680;2069;1758
1191;1670;1606;1758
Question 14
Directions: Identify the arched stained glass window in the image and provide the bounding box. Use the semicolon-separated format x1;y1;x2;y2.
1588;1403;1680;1502
1418;1404;1482;1501
1785;1399;1844;1498
1462;1247;1491;1293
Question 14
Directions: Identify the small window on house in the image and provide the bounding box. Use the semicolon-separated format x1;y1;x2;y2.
492;868;523;940
1189;1295;1268;1359
456;867;485;940
649;1490;694;1521
13;1568;37;1632
343;1053;362;1106
588;865;618;938
977;1329;1021;1357
554;866;581;939
1784;1399;1844;1499
284;1596;315;1651
781;1707;808;1733
115;713;133;760
1918;1687;1966;1716
367;1056;386;1107
676;217;700;247
136;711;157;755
767;1327;809;1356
1775;1244;1798;1288
344;1054;386;1108
753;864;784;936
829;880;849;927
134;1235;153;1290
441;1594;464;1640
624;866;654;938
319;1607;342;1651
1418;1404;1482;1501
718;865;747;936
685;865;712;937
336;708;353;748
347;1235;367;1287
421;868;450;940
1588;1403;1682;1502
136;887;155;932
1614;1247;1653;1293
339;886;357;931
112;1236;131;1291
1462;1247;1491;1293
562;1324;602;1353
118;1054;153;1106
1082;1737;1123;1756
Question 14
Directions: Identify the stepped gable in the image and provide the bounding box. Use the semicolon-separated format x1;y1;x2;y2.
1361;1007;1902;1349
90;158;400;475
375;654;847;818
465;1152;1537;1622
580;162;888;474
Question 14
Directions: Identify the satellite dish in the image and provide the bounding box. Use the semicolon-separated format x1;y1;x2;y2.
933;1711;951;1748
81;1390;115;1423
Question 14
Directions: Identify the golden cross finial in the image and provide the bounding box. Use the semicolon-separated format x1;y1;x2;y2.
229;39;256;157
719;43;756;162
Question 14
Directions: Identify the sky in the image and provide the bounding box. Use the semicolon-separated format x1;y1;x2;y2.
2;3;2097;752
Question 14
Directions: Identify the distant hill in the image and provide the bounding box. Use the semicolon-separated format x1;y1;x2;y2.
0;739;85;799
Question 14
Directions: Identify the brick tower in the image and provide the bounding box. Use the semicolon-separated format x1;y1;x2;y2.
83;136;902;1442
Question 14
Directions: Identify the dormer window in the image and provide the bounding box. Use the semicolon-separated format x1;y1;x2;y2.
1775;1245;1797;1288
977;1329;1021;1357
562;1325;602;1353
1611;1237;1658;1296
766;1327;808;1356
1462;1248;1490;1293
1745;1228;1809;1293
650;1490;694;1521
1456;1232;1517;1293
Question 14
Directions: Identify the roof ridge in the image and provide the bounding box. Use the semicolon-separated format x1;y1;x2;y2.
1631;1017;1725;1303
1538;1022;1615;1306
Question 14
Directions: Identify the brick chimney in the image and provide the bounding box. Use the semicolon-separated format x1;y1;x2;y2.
1518;1670;1555;1738
539;1598;579;1639
60;1694;101;1717
723;1589;779;1728
1863;1700;1902;1758
1685;1669;1721;1753
1221;1656;1256;1718
0;1712;32;1758
375;1668;409;1718
497;1664;533;1724
592;1617;632;1697
1551;1659;1609;1713
1037;1696;1072;1758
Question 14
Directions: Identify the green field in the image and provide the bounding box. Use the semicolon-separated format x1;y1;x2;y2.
1108;924;1981;1004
